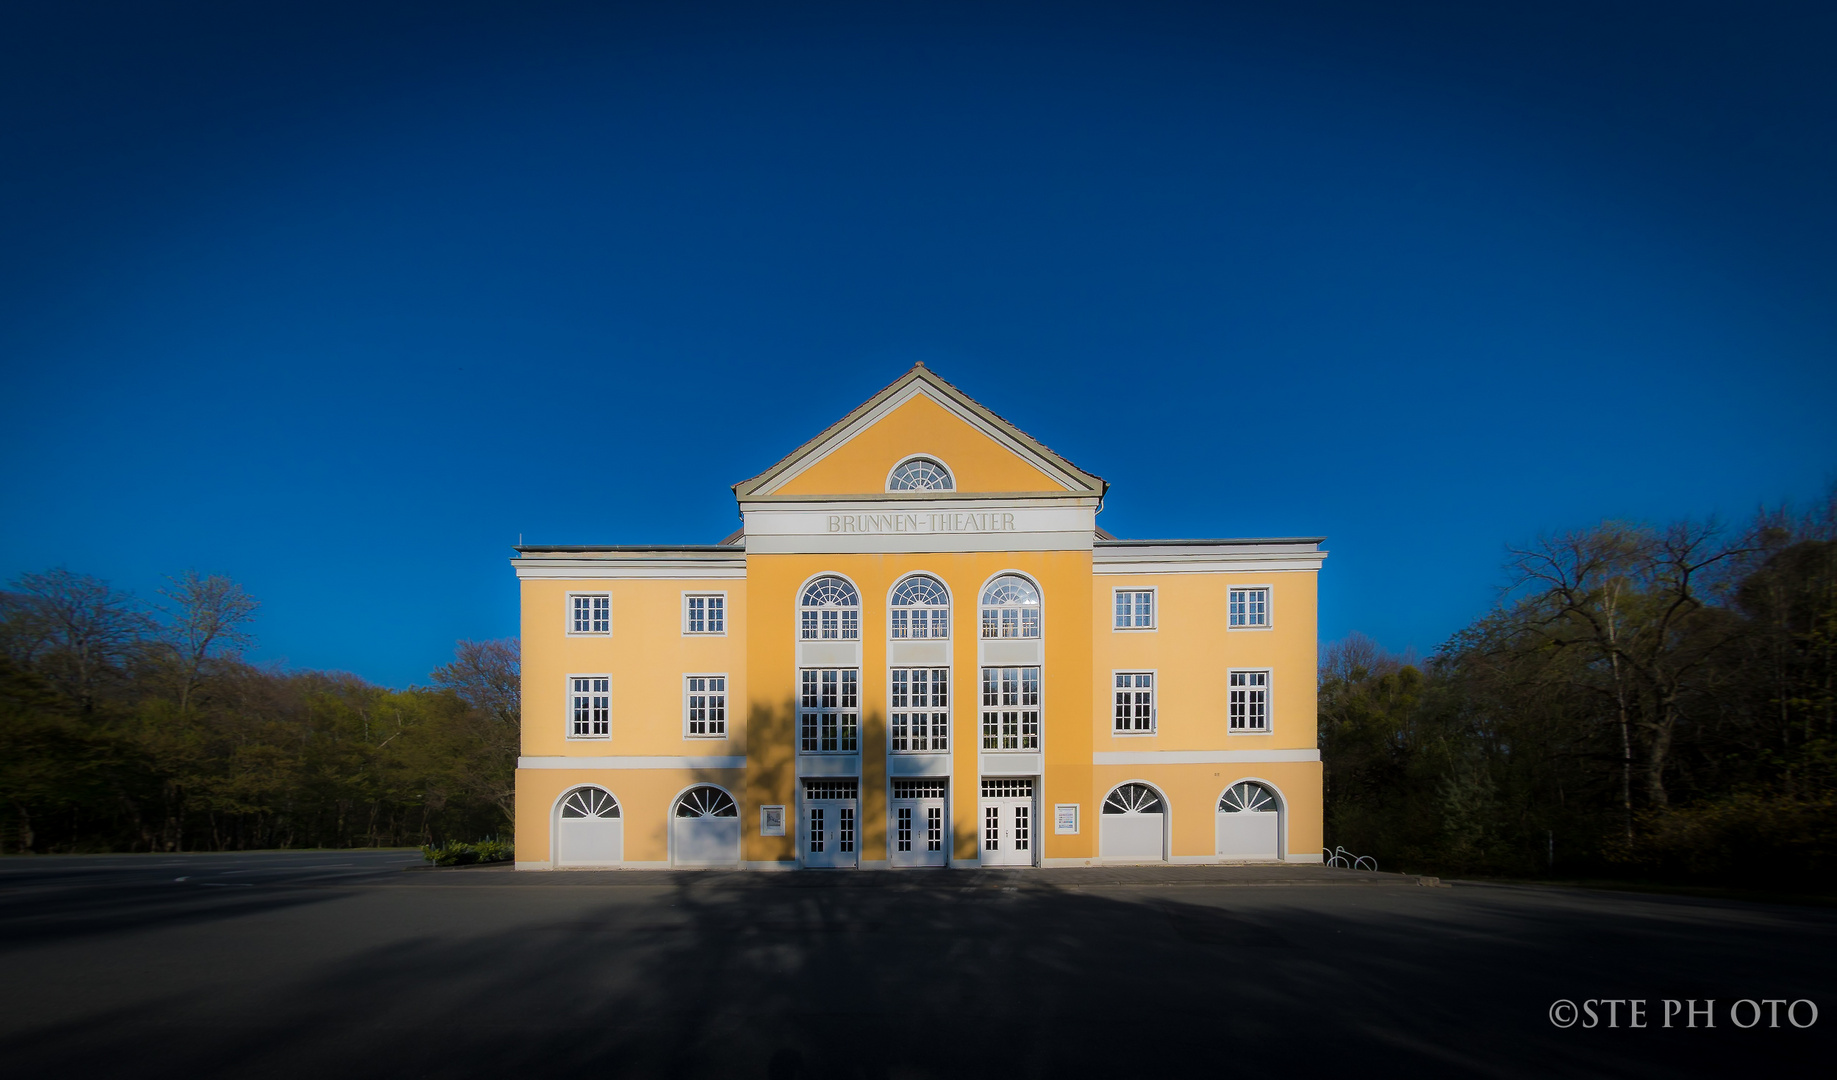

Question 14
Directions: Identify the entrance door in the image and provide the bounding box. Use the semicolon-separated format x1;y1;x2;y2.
803;778;859;868
671;786;740;867
1099;783;1166;861
979;777;1035;867
1216;781;1280;860
556;786;622;867
889;779;947;867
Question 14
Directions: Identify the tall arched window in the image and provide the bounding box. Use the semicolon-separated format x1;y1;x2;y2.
800;576;860;640
980;575;1041;639
888;457;954;491
890;575;950;639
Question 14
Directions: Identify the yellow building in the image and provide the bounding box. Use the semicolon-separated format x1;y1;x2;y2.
513;366;1326;869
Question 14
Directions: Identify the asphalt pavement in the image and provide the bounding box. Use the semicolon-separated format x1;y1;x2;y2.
1;851;1829;1078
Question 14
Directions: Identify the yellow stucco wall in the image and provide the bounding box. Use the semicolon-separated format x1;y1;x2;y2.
519;578;747;757
1092;572;1318;753
517;767;746;865
772;394;1072;495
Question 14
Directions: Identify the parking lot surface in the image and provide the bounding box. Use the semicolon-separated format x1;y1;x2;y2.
1;851;1829;1078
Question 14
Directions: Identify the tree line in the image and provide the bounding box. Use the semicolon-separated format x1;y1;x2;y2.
0;569;517;852
1320;490;1837;887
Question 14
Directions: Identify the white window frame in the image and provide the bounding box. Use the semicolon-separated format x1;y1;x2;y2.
681;591;727;636
888;666;950;754
979;574;1042;640
888;574;951;640
979;665;1041;751
682;673;728;739
1111;670;1156;736
1112;586;1156;632
565;591;612;637
798;667;860;754
1227;585;1273;631
1227;668;1272;734
799;575;862;641
565;673;612;740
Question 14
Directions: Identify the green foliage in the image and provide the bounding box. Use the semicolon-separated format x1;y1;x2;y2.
0;567;518;853
422;838;514;866
1321;490;1837;887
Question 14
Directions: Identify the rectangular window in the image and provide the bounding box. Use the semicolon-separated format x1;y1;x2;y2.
569;593;610;635
684;675;727;738
798;668;859;753
1113;671;1155;733
568;676;610;738
809;808;825;853
889;667;949;753
927;806;942;851
683;593;725;635
838;806;855;853
1014;805;1030;851
980;666;1040;751
1228;669;1270;732
1113;589;1154;630
896;807;913;852
1228;587;1270;628
984;806;1000;850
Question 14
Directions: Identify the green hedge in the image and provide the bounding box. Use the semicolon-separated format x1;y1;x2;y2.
421;838;514;866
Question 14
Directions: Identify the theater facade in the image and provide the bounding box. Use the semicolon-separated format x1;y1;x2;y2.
512;365;1326;869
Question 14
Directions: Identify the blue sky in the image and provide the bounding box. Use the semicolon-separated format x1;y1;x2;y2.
3;1;1833;686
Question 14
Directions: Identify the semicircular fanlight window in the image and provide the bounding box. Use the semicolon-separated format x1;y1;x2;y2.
888;458;954;491
1102;783;1164;815
1219;782;1277;814
560;787;620;819
676;786;738;818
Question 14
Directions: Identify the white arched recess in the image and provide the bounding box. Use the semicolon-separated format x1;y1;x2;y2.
1097;780;1169;862
670;783;742;868
1216;777;1285;861
552;785;623;868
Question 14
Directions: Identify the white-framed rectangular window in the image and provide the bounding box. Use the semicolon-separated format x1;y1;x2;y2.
1113;588;1155;630
1228;587;1271;629
1228;669;1270;732
683;592;726;635
567;592;611;636
683;674;727;738
567;675;611;739
980;666;1040;751
798;668;859;753
889;667;949;753
1112;671;1155;734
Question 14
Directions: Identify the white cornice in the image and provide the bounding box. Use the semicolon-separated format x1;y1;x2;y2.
1093;749;1320;765
518;755;747;769
513;558;746;581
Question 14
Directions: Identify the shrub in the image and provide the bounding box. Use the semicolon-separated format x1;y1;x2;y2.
422;837;514;867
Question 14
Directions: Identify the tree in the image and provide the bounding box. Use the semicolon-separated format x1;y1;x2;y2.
155;571;260;713
3;569;152;713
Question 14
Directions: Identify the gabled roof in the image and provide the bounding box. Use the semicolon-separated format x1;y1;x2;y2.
732;364;1107;499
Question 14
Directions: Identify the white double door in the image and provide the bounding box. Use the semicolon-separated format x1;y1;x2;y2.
889;779;947;868
803;778;859;868
979;777;1036;867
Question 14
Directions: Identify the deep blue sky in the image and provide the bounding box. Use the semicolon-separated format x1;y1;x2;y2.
3;1;1833;686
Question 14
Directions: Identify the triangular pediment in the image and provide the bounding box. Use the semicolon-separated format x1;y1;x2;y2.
733;366;1104;499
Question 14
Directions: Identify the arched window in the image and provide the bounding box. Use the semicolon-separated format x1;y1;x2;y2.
1102;784;1164;815
1219;782;1277;814
800;576;860;640
675;786;737;817
559;787;620;818
888;457;954;491
980;575;1041;639
890;575;950;639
